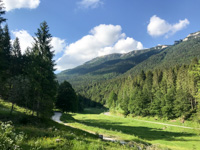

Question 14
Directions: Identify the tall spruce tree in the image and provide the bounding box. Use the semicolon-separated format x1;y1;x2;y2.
12;38;22;57
10;38;22;77
8;38;25;114
189;60;200;122
0;25;11;99
0;1;6;97
29;21;57;117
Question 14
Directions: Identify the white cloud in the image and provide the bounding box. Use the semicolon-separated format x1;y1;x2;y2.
115;37;143;53
12;30;66;55
171;19;190;34
12;25;143;72
147;15;190;37
51;37;67;54
12;30;34;54
56;24;143;71
3;0;40;11
77;0;103;9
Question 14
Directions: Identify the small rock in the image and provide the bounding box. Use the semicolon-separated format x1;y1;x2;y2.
56;139;63;143
99;135;103;139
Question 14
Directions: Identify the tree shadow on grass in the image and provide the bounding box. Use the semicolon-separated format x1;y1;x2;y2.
66;116;197;142
19;120;99;150
82;108;108;114
61;113;77;123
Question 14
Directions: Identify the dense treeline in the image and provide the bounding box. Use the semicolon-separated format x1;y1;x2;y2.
80;59;200;120
0;2;57;117
56;81;79;112
117;60;199;119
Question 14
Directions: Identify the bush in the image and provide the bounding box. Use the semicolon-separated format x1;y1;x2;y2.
0;121;25;150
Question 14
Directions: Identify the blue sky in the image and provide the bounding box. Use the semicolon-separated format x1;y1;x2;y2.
3;0;200;72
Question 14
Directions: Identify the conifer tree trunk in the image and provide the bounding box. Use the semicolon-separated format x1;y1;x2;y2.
10;103;14;115
37;101;40;117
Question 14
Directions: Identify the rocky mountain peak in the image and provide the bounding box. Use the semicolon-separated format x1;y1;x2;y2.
183;31;200;41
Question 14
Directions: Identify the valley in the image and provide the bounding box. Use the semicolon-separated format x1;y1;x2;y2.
1;1;200;149
60;108;200;150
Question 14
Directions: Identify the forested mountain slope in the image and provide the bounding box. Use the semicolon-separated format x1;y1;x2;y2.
125;35;200;76
57;31;200;113
57;46;168;87
57;31;200;90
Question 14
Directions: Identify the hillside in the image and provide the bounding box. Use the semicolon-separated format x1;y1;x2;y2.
57;31;200;90
126;33;200;76
57;45;169;87
0;99;140;150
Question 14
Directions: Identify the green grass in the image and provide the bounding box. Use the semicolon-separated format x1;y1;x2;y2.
0;99;139;150
123;115;199;128
61;108;200;150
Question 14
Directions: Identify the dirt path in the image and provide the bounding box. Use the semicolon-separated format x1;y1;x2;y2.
51;112;126;143
52;112;62;123
52;112;95;134
104;112;198;130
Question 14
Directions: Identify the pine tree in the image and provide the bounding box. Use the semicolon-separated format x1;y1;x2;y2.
166;68;176;89
144;71;153;104
128;87;139;115
195;61;200;123
161;87;175;119
150;89;163;117
192;61;200;111
28;21;57;117
107;91;117;108
12;38;22;57
120;94;129;116
173;90;191;119
56;81;78;112
10;38;22;77
189;58;199;110
0;25;11;99
152;69;162;90
0;0;6;24
8;38;23;114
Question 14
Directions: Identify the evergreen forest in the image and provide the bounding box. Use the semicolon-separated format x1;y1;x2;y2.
0;1;78;116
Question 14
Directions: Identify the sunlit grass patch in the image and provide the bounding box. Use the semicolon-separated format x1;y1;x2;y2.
0;99;34;116
61;108;200;150
0;99;138;150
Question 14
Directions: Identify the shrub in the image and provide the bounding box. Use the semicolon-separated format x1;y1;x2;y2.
0;121;25;150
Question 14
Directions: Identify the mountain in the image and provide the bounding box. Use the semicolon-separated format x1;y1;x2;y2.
57;45;169;87
125;33;200;76
183;31;200;41
57;31;200;90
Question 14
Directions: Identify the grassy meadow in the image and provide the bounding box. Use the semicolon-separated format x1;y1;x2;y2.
0;99;144;150
1;99;200;150
61;108;200;150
